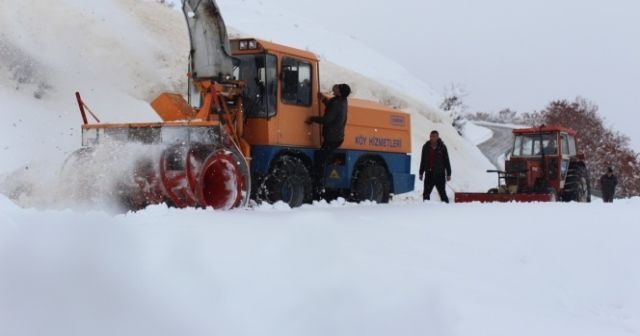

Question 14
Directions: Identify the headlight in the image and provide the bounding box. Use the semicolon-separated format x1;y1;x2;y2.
248;39;257;49
239;40;248;50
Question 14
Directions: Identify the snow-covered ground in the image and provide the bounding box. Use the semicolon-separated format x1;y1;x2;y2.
2;194;639;336
1;1;638;335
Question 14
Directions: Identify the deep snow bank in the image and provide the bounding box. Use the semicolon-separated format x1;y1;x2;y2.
1;194;639;336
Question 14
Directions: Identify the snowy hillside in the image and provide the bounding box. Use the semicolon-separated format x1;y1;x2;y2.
2;1;638;336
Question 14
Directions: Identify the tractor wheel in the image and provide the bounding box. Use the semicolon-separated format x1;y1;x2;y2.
262;156;312;207
562;165;591;202
351;160;391;203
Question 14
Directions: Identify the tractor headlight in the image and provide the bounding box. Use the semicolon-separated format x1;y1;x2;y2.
248;39;257;49
239;40;248;50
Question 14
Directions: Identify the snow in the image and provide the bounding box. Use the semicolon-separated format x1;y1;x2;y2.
461;121;493;145
472;119;530;129
2;194;640;336
1;1;639;335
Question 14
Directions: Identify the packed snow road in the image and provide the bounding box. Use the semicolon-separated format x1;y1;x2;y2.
1;194;639;336
475;122;516;169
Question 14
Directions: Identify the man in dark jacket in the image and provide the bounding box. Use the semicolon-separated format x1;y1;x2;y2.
306;83;351;190
307;84;350;148
419;130;451;203
599;167;617;203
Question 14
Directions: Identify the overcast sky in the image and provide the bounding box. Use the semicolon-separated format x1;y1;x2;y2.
271;0;640;150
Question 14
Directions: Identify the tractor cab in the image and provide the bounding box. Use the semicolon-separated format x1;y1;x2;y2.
507;128;563;195
506;126;581;196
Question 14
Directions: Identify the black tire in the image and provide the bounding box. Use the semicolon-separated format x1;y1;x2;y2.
562;165;591;202
261;156;312;207
351;160;391;203
487;188;499;194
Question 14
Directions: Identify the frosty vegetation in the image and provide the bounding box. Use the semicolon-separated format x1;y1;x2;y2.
440;83;468;135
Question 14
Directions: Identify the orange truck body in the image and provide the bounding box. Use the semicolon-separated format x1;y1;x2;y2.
230;39;411;153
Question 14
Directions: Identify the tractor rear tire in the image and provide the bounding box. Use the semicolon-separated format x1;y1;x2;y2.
262;156;312;207
563;165;591;202
351;160;391;204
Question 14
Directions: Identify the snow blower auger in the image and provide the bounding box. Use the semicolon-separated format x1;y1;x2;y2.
65;0;251;211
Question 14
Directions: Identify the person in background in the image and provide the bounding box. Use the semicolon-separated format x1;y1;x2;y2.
599;167;618;203
419;130;451;203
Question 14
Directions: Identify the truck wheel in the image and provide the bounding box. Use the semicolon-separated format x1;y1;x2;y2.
351;160;390;203
262;156;312;207
563;166;590;202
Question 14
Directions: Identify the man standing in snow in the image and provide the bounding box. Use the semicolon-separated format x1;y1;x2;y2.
419;130;451;203
599;167;617;203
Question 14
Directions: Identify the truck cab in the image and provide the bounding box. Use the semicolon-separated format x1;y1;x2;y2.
231;38;321;147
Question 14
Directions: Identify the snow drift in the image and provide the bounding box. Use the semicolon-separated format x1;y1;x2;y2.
2;194;640;336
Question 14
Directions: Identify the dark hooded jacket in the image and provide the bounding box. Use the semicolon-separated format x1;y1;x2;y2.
419;139;451;177
309;97;347;143
600;173;617;197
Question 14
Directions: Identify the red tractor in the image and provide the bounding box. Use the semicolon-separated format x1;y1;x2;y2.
455;125;591;203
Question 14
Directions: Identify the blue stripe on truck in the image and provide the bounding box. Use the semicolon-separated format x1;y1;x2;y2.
251;145;415;195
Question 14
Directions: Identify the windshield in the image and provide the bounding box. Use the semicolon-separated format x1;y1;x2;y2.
233;53;277;118
512;133;558;156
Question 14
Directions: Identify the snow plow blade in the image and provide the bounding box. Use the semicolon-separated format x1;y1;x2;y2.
454;192;555;203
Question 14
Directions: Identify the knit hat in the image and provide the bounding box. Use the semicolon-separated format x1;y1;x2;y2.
338;83;351;98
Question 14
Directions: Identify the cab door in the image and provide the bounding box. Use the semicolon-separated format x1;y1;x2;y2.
276;56;318;147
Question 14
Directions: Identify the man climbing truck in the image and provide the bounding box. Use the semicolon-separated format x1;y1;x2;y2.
68;0;414;210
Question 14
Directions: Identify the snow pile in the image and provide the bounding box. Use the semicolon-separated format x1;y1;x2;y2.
2;195;640;336
0;0;186;174
461;121;493;145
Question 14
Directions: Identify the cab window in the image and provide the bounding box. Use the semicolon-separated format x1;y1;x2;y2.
568;135;577;156
281;57;312;106
561;134;570;156
233;53;277;118
512;133;558;156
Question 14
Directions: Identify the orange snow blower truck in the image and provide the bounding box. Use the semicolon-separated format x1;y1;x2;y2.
68;0;414;210
455;126;591;203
